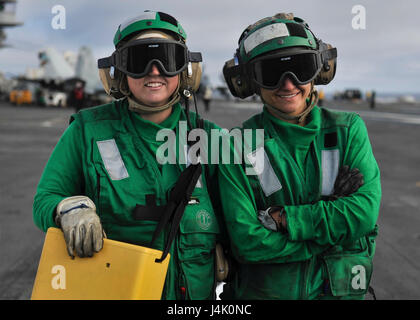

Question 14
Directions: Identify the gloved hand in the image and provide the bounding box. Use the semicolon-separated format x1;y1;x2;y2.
330;165;364;200
55;196;105;258
257;206;285;232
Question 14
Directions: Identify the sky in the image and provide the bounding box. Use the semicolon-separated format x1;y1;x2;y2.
1;0;420;94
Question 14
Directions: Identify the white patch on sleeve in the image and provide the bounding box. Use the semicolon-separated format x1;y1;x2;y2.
321;149;340;195
244;23;290;54
247;147;282;197
97;139;129;180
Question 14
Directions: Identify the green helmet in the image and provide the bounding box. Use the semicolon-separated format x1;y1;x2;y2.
237;14;317;64
113;10;187;47
98;10;203;108
223;13;337;99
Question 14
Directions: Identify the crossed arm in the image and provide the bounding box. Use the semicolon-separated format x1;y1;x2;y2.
217;115;381;263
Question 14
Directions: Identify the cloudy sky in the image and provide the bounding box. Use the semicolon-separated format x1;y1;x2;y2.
1;0;420;94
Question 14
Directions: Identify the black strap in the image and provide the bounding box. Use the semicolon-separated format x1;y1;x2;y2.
141;102;206;263
324;132;338;148
151;163;203;263
321;47;337;61
189;51;202;62
132;204;167;221
132;194;166;221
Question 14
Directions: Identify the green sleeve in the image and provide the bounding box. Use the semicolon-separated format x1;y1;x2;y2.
285;115;381;246
33;119;85;232
218;157;316;264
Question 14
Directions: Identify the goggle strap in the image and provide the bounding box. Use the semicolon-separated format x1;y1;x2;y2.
321;47;337;61
98;56;112;69
98;50;203;70
189;52;202;62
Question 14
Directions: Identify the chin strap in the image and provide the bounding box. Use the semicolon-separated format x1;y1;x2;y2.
127;91;181;114
125;76;182;115
263;85;319;124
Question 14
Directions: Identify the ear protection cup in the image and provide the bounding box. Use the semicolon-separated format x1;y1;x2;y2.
98;67;125;99
180;61;202;97
223;56;255;99
314;41;337;85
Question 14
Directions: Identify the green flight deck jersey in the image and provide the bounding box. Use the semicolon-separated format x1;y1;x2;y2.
33;98;223;300
219;105;381;300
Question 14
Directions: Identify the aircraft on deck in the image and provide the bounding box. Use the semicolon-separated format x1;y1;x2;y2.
27;46;107;108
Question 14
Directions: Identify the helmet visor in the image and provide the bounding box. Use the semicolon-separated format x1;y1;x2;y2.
115;39;188;78
252;50;321;89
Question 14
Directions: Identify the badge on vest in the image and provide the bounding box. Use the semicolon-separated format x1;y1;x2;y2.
195;209;212;231
97;139;129;180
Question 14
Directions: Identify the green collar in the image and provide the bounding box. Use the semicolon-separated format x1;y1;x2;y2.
129;102;182;143
263;105;321;146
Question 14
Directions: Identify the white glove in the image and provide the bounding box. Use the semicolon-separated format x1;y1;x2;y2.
55;196;105;258
257;208;278;232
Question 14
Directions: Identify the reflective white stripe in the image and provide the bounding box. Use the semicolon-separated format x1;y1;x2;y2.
244;23;289;54
97;139;129;180
247;147;282;197
120;11;157;30
321;149;340;195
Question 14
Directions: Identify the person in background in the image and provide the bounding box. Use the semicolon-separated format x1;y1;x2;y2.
203;85;213;112
72;81;85;112
370;90;376;110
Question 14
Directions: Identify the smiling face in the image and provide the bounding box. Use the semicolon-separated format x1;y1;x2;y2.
260;77;312;116
127;64;179;107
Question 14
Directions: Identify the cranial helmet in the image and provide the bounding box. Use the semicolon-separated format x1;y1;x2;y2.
223;13;337;99
98;11;202;110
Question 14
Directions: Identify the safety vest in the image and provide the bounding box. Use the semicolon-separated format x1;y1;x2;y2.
33;99;221;300
221;105;380;300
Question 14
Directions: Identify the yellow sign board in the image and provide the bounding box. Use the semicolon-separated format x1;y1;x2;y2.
31;228;169;300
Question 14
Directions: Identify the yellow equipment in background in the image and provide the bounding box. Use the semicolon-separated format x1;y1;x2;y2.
10;88;32;105
31;228;170;300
